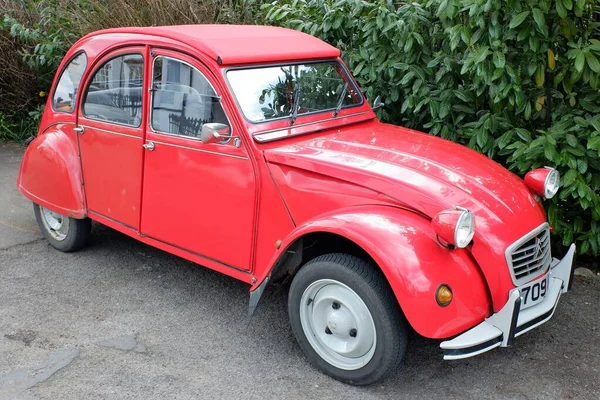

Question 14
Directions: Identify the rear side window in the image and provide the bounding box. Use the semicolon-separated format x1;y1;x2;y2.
82;54;144;127
52;52;87;113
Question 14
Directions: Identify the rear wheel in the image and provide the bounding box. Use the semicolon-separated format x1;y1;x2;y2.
288;253;407;385
34;203;91;252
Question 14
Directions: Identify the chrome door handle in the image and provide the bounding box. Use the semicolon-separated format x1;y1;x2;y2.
74;126;84;134
142;141;155;151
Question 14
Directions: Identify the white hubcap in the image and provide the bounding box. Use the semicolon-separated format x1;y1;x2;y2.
40;207;69;241
299;279;376;370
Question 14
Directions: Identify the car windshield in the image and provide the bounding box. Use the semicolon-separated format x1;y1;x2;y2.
226;61;362;123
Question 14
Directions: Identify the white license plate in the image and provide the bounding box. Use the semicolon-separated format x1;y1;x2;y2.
518;273;550;310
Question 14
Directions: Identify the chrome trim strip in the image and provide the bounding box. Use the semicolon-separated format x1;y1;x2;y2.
149;139;248;160
79;125;141;140
505;222;551;286
253;111;372;143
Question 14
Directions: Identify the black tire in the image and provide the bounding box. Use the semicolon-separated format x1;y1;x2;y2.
33;203;91;252
288;253;407;385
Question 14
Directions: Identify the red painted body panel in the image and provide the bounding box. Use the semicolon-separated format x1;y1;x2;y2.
257;205;491;338
263;122;547;312
78;121;144;228
140;131;256;271
17;26;553;341
17;124;86;218
85;25;341;65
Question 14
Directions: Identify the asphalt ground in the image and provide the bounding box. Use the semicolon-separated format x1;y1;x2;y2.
1;142;599;399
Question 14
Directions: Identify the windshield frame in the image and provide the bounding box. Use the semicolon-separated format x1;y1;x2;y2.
223;59;364;126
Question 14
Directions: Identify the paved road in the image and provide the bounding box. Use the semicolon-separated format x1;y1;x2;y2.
1;142;599;399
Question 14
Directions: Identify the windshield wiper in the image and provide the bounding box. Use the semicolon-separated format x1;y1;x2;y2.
333;82;349;117
290;84;301;125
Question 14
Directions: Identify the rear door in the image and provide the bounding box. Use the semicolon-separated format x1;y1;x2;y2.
76;48;146;229
140;49;257;271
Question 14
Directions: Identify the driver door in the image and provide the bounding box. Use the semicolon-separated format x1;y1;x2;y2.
140;50;256;272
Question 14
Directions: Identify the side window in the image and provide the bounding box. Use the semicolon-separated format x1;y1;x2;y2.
151;57;229;139
52;52;87;113
82;54;144;127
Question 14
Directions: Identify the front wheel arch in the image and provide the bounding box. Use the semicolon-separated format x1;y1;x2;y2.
252;205;492;339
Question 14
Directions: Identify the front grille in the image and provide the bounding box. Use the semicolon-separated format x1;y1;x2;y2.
506;224;551;285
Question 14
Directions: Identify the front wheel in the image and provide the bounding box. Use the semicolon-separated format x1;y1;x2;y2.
33;204;91;252
288;253;407;385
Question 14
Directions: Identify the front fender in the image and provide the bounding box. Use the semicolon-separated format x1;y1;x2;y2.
256;205;491;339
17;125;86;218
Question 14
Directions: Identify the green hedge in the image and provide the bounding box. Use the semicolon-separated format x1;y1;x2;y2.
0;0;263;141
264;0;600;257
2;0;599;257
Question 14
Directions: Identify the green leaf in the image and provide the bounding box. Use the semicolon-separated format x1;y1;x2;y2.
588;136;600;150
562;0;573;10
544;141;557;160
493;52;505;69
575;52;585;73
556;0;567;18
563;169;577;186
400;71;415;86
476;130;490;148
454;90;472;103
590;39;600;52
515;128;532;141
474;46;491;64
509;11;530;29
585;52;600;73
566;134;578;147
577;159;588;174
532;9;548;36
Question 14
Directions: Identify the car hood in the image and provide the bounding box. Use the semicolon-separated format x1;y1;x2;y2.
264;121;547;307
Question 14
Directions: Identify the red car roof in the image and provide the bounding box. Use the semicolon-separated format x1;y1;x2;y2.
91;25;341;65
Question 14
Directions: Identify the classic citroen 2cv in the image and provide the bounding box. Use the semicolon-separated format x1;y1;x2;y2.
18;25;576;385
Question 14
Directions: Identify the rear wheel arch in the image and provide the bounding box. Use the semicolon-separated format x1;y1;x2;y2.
18;126;86;218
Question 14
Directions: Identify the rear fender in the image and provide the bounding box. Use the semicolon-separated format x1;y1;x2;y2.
253;205;491;339
17;125;86;218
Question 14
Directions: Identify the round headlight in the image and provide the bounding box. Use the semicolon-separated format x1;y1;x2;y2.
454;209;475;248
524;167;560;199
544;168;560;199
431;207;475;249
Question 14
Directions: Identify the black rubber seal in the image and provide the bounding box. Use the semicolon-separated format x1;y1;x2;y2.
506;295;521;347
442;335;503;358
568;252;576;291
515;306;555;335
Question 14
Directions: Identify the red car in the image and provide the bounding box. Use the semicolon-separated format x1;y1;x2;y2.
18;25;575;385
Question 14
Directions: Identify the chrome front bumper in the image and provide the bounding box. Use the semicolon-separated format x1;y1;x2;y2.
440;244;576;360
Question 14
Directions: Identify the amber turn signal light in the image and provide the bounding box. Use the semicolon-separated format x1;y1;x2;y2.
436;284;453;307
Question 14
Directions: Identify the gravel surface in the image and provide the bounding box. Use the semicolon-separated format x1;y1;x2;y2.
1;142;599;399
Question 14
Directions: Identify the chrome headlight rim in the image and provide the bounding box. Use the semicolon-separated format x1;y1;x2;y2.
543;168;560;199
454;207;475;249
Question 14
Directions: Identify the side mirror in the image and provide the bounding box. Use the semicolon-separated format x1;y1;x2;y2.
372;95;385;111
200;123;232;144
